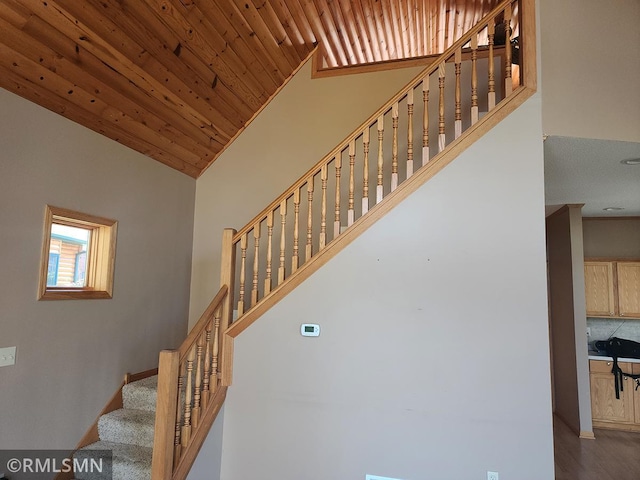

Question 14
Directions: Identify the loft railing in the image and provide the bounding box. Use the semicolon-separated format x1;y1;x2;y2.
218;0;535;370
152;285;229;480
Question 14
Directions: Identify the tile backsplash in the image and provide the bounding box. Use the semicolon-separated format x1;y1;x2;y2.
588;317;640;343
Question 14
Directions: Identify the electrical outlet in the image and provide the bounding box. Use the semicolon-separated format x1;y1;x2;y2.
487;472;499;480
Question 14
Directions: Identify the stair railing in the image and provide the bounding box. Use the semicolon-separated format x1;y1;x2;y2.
219;0;535;371
151;285;229;480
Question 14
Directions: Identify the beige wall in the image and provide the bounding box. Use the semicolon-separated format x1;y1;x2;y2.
540;0;640;142
546;206;591;435
0;89;195;448
583;218;640;258
218;96;554;479
189;60;423;325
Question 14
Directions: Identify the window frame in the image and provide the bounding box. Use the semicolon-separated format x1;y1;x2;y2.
38;205;118;300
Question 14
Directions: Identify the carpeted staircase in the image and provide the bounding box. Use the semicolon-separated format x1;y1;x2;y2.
76;376;158;480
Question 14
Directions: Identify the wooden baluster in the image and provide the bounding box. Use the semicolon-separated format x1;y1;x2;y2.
192;335;204;429
306;178;314;261
320;164;327;249
504;4;513;96
201;322;212;410
422;80;429;165
348;141;355;226
251;223;260;307
471;33;479;125
181;348;195;447
454;47;462;139
292;188;300;273
278;200;286;284
438;62;446;152
391;103;399;191
407;89;414;178
334;156;342;237
376;115;384;203
264;212;274;295
362;128;370;214
173;371;184;465
488;19;496;110
211;308;220;392
237;234;247;316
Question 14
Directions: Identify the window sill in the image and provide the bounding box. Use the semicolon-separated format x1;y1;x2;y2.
39;288;113;300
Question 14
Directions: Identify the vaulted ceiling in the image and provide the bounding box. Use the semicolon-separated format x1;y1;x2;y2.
0;0;502;177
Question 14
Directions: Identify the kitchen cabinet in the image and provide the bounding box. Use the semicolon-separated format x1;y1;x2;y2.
584;260;640;319
618;262;640;318
590;359;634;426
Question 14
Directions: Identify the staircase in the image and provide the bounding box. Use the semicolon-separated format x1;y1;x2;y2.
60;1;536;478
72;376;158;480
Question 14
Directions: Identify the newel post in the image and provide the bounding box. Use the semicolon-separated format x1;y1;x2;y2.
219;228;236;386
151;350;180;480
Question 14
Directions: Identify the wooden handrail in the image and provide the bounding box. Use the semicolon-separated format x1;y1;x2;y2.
220;0;536;354
152;285;229;480
178;284;228;361
231;0;519;243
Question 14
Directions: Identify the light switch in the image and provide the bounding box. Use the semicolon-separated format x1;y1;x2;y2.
0;346;16;367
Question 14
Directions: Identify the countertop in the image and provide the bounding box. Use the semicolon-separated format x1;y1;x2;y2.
588;352;640;364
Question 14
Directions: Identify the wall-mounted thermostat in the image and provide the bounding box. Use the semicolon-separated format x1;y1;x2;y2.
300;324;320;337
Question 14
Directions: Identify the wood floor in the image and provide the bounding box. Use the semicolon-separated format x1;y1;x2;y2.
554;417;640;480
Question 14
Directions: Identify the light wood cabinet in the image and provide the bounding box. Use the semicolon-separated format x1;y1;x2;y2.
590;360;634;425
584;262;615;316
584;260;640;319
618;262;640;318
589;359;640;431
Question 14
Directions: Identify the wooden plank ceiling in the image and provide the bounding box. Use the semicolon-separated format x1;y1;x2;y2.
0;0;501;178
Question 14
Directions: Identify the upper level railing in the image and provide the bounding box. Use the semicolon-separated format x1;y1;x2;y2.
218;0;534;350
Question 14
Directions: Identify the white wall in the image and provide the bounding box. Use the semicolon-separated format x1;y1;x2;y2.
540;0;640;142
220;96;554;480
189;61;422;325
0;89;195;449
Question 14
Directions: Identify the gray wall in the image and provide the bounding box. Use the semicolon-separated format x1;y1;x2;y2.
583;218;640;258
189;60;423;326
540;0;640;142
0;89;195;449
546;206;591;436
220;97;554;480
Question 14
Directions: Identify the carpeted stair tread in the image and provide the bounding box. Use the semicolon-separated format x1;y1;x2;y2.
122;375;157;412
98;408;155;448
76;440;152;480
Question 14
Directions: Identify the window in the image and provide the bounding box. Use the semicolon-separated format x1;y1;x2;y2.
39;206;118;300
